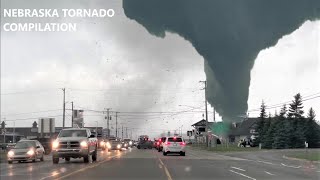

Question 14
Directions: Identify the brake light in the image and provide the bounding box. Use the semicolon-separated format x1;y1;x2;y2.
180;142;186;146
173;136;176;140
165;142;171;145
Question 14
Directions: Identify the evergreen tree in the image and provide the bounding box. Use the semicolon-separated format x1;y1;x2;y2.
263;113;275;149
288;93;304;119
305;108;320;148
288;93;306;148
255;101;267;144
273;104;290;149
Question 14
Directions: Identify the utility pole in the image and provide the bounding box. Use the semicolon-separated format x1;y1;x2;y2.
71;101;74;127
200;80;209;147
13;121;15;143
115;112;118;138
62;88;66;129
213;107;216;122
126;127;128;138
122;126;123;139
104;108;111;137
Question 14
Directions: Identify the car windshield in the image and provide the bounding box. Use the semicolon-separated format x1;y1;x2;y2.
168;138;183;142
58;130;87;137
14;141;35;149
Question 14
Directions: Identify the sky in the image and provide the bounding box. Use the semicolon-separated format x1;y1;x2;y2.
1;0;319;139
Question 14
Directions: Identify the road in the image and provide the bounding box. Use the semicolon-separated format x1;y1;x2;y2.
1;147;319;180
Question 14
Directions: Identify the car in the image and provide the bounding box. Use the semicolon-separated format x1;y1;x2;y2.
121;141;129;149
162;136;186;156
137;135;153;149
108;140;123;151
157;137;167;152
51;128;98;164
6;143;16;151
7;140;45;164
123;138;133;148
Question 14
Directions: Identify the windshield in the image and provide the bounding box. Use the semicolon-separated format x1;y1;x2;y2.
168;138;183;142
58;130;87;137
14;141;36;149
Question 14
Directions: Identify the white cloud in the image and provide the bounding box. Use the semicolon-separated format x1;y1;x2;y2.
248;20;320;117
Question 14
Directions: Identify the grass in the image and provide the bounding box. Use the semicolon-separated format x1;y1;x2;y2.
190;144;260;152
287;151;320;161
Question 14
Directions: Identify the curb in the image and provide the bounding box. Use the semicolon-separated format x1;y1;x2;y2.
283;155;320;164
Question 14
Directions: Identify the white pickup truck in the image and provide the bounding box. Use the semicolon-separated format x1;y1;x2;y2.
51;128;98;164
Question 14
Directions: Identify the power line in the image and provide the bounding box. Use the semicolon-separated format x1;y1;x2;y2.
2;109;63;116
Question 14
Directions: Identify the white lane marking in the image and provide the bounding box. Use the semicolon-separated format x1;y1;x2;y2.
159;164;163;169
229;170;256;180
158;158;173;180
231;166;246;171
264;171;275;175
257;160;274;165
281;163;301;169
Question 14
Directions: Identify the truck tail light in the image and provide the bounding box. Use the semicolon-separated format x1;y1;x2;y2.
180;142;186;146
165;142;171;145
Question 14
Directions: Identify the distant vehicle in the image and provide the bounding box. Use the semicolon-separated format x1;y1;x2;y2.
238;137;254;147
51;128;98;164
162;136;186;156
6;143;16;151
7;140;45;164
108;140;122;151
97;134;106;150
123;138;133;148
157;137;167;152
29;137;53;155
137;135;153;149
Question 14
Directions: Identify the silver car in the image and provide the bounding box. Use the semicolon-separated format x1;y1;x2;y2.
7;140;45;164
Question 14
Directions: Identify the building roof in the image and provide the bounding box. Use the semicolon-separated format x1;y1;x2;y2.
229;118;259;136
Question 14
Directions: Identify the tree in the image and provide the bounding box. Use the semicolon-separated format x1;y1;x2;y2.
273;104;290;149
263;113;275;149
305;108;320;148
287;93;306;148
255;101;267;144
288;93;304;119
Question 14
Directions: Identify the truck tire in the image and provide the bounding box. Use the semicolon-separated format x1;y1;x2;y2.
163;151;167;156
65;157;70;162
8;161;13;164
84;155;89;163
158;147;161;152
92;149;97;162
40;155;44;161
53;157;59;164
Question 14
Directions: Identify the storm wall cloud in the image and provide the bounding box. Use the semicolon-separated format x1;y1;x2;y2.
122;0;320;121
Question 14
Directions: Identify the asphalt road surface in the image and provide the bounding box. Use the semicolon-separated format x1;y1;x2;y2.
1;147;319;180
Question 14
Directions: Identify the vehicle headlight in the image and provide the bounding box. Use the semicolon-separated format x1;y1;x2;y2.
27;149;35;156
7;151;14;157
52;140;59;149
106;142;111;149
124;144;127;147
117;144;121;149
100;141;105;146
80;141;88;148
129;141;132;145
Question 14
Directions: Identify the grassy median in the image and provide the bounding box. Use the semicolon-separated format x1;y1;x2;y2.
286;151;320;161
190;144;260;152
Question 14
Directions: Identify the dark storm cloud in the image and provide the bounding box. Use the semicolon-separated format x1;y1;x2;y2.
122;0;320;121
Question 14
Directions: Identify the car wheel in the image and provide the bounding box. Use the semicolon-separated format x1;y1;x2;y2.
180;152;185;156
65;157;70;162
8;161;13;164
32;159;36;162
163;151;167;156
158;148;161;152
40;155;44;161
92;149;97;162
53;157;59;164
137;145;140;149
83;155;89;163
